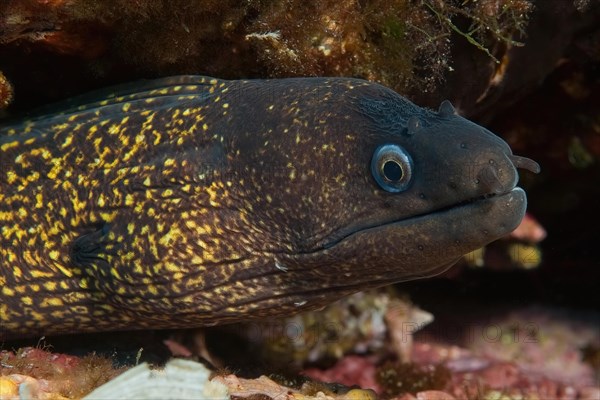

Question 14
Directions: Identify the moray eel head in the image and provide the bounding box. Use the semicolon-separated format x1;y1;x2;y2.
264;80;539;308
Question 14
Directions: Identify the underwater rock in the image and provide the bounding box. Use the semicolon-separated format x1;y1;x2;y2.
213;371;378;400
467;307;599;388
0;71;13;110
375;361;451;398
1;1;597;123
0;347;120;399
199;290;432;371
0;0;540;112
426;0;600;119
303;355;381;393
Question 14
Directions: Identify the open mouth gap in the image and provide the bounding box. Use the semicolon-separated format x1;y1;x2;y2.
454;191;498;208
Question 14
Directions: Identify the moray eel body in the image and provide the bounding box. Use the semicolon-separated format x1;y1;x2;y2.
0;76;539;339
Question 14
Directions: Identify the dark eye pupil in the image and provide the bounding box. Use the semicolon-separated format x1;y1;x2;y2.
383;160;403;182
371;144;413;192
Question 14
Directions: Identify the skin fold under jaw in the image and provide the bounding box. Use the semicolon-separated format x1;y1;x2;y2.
0;76;539;339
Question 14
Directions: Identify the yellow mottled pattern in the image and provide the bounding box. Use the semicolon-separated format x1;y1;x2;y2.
0;76;373;338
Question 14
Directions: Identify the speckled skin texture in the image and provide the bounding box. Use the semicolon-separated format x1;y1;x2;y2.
0;76;531;339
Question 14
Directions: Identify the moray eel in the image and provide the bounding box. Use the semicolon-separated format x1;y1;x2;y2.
0;76;539;339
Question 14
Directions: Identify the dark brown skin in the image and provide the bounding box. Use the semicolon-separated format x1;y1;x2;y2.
0;76;539;340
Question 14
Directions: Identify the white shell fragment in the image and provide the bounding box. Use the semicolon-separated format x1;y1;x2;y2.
84;359;228;400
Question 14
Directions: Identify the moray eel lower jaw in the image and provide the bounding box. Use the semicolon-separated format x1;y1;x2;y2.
355;186;522;264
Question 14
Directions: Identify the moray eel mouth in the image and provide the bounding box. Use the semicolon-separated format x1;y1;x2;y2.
438;187;519;213
324;187;526;251
324;152;540;252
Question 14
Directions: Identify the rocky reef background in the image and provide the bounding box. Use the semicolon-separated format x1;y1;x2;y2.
1;0;599;398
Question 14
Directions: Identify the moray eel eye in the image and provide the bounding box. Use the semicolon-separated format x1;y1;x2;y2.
371;144;413;192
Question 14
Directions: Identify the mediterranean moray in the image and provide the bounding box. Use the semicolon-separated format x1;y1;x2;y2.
0;76;539;340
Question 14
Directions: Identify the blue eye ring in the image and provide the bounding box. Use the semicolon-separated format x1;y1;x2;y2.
371;144;413;192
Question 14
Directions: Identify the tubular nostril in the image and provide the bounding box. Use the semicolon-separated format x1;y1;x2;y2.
509;154;541;174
